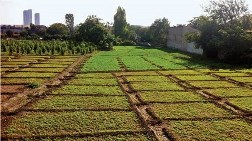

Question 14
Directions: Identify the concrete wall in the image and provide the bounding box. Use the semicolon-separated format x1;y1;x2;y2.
167;26;203;55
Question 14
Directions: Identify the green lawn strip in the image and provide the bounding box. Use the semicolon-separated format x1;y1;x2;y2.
213;72;250;77
117;71;159;76
51;85;124;95
4;111;143;136
229;77;252;83
75;73;114;78
17;68;64;72
159;70;202;75
130;82;184;91
121;56;160;70
68;78;118;85
3;72;57;78
144;57;186;69
29;96;130;110
196;69;237;73
125;76;171;82
169;119;252;141
227;97;252;111
175;75;218;81
151;102;232;119
188;81;239;88
139;91;205;102
1;78;48;85
82;56;120;72
204;88;252;97
30;64;69;68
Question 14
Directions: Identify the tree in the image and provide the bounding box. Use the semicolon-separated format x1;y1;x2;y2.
65;14;74;37
149;18;170;47
46;23;69;39
6;30;13;38
113;6;127;38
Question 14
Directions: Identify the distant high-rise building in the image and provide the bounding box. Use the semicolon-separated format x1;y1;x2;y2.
35;13;40;25
23;9;32;26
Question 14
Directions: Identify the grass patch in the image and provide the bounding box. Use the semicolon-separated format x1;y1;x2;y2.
1;78;48;85
139;91;204;102
151;102;232;119
30;96;130;110
52;85;124;95
3;72;57;78
125;76;170;82
160;70;202;75
68;78;118;85
204;88;252;97
130;82;183;91
228;97;252;111
18;68;64;72
213;72;250;77
188;81;238;88
121;56;159;70
4;111;143;136
170;119;252;140
75;73;114;78
229;77;252;83
175;75;218;81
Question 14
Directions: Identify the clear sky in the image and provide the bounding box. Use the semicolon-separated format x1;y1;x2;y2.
1;0;252;27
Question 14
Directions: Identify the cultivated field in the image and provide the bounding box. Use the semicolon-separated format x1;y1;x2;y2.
1;46;252;140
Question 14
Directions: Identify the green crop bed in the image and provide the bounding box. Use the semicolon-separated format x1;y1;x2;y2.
1;64;20;68
17;68;64;72
29;96;130;110
196;69;236;73
121;56;159;70
130;82;183;91
125;76;170;82
139;91;205;102
82;56;120;72
30;64;68;68
204;88;252;97
3;72;57;78
188;81;238;88
144;57;186;69
228;97;252;111
0;68;11;72
68;78;118;85
229;77;252;83
169;119;252;140
75;73;114;78
1;78;48;85
159;70;202;75
52;85;124;95
117;71;159;76
4;111;143;136
237;69;252;73
40;61;73;65
151;102;232;119
175;75;218;81
1;62;30;65
213;72;250;77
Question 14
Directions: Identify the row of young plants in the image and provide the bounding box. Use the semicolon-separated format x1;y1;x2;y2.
1;40;97;55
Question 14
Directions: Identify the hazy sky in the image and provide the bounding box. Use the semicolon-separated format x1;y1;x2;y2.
1;0;252;26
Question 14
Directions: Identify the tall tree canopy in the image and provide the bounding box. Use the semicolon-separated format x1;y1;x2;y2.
46;23;68;36
113;6;127;38
65;14;75;37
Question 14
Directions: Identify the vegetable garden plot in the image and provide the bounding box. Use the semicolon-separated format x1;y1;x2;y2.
30;64;69;68
227;97;252;111
139;91;205;103
213;72;250;77
159;70;202;75
229;77;252;83
17;68;64;73
237;69;252;73
121;56;159;71
1;62;32;65
169;119;252;140
196;69;237;73
0;68;11;72
151;102;233;119
28;96;130;110
125;76;171;82
1;78;49;85
0;64;21;68
39;61;74;65
143;57;186;69
75;73;114;78
130;82;184;91
81;56;120;72
2;72;57;78
188;81;239;88
204;88;252;97
175;75;218;81
3;111;144;136
68;78;118;85
116;71;159;76
51;85;124;95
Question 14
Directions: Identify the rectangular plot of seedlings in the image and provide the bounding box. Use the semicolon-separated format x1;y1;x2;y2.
0;68;11;72
196;69;236;73
1;62;31;65
151;102;232;119
139;91;205;103
213;72;250;77
68;78;118;85
144;57;186;69
40;61;73;65
204;88;252;97
1;85;25;94
125;76;170;82
29;96;130;110
3;72;57;78
1;78;49;85
30;64;68;68
169;119;252;141
3;111;143;136
227;97;252;111
130;82;183;91
117;71;159;76
237;69;252;73
160;70;202;75
17;68;64;73
1;64;20;68
75;73;114;78
52;85;124;95
121;56;160;71
175;75;218;81
188;81;238;88
229;77;252;83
